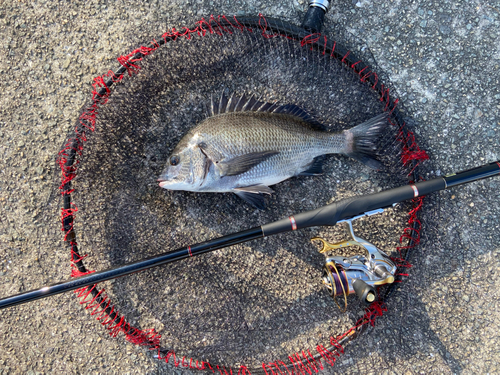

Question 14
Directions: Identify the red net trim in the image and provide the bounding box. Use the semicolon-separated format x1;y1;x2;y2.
58;13;430;374
398;129;430;175
157;341;344;375
60;203;77;241
73;284;161;346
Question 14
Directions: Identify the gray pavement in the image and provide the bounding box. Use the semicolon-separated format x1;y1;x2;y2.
0;0;499;374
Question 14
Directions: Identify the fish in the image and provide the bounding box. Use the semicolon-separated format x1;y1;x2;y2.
158;93;388;209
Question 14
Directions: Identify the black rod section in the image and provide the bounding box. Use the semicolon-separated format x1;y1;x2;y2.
0;227;263;310
0;161;498;310
444;161;500;188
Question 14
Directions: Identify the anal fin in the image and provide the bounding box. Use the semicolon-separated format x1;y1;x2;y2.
233;185;274;210
298;157;324;176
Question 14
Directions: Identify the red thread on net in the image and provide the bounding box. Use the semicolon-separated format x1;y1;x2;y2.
204;360;215;373
316;346;336;367
221;15;242;32
296;350;323;373
192;359;205;371
213;15;234;35
335;301;388;341
389;98;400;114
103;69;123;83
329;337;344;353
261;345;344;375
363;70;379;88
186;358;197;370
71;265;95;278
117;50;144;76
301;33;321;51
73;284;161;346
60;203;78;241
230;15;253;33
258;13;278;39
237;366;251;375
329;41;336;58
209;15;227;36
341;50;351;64
159;350;182;367
79;108;97;132
397;197;424;252
57;140;83;193
181;356;190;368
262;361;289;375
288;353;309;375
390;256;412;269
157;350;228;374
378;84;392;111
116;40;163;77
69;242;87;263
351;60;362;70
201;17;223;36
150;38;160;50
396;126;429;177
316;340;343;367
91;75;111;104
160;15;243;44
125;328;160;347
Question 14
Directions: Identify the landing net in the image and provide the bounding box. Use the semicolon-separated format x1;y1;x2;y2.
57;15;428;374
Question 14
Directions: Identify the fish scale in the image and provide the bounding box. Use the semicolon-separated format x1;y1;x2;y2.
158;94;388;209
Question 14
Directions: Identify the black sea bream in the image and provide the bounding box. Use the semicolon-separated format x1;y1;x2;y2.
158;94;388;209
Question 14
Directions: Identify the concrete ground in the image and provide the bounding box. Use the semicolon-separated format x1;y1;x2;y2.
0;0;499;374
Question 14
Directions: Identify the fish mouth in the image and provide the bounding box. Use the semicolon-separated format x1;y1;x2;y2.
157;178;169;188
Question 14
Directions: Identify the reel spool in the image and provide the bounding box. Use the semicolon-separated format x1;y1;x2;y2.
313;210;397;311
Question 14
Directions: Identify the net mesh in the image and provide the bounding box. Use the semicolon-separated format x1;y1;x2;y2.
57;15;428;373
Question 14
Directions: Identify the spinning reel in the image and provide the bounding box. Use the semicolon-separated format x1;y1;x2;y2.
312;209;397;311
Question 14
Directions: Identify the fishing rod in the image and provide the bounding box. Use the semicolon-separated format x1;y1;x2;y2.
0;161;499;310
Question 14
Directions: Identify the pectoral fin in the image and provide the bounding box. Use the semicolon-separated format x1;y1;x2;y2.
233;185;274;210
218;151;279;177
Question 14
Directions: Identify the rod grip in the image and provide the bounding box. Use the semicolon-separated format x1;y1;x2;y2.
262;183;421;236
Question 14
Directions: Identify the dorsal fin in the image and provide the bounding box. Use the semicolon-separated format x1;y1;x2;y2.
209;93;325;129
226;93;238;112
210;94;219;116
219;94;229;114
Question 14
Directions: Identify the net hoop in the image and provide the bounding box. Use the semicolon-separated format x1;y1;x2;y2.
57;14;429;374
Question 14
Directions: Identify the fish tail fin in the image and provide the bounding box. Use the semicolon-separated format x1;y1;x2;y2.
344;113;389;170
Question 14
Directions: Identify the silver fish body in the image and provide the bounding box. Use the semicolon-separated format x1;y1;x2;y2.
158;94;387;209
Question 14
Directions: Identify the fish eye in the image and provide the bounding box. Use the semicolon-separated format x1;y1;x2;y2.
170;155;180;166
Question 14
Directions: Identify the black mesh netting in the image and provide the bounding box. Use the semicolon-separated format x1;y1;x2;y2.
57;15;428;373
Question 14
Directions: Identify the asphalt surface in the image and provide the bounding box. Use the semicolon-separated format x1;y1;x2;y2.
0;0;499;374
